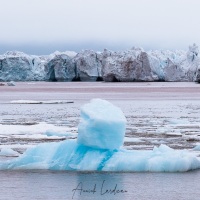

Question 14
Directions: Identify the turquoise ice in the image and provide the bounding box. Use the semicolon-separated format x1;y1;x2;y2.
77;99;126;150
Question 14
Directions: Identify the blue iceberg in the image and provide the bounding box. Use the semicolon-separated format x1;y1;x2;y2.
0;99;200;172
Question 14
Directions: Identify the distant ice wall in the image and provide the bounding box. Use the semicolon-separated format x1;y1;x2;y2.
0;44;199;82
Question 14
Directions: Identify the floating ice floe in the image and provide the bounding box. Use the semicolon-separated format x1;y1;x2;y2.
0;148;20;157
0;122;74;136
124;137;143;143
10;100;74;104
0;99;200;172
193;145;200;151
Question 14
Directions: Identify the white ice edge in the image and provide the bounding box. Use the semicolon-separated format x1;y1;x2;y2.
0;122;77;136
10;100;74;104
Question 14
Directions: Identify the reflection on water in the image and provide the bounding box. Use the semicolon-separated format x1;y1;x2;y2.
0;170;200;200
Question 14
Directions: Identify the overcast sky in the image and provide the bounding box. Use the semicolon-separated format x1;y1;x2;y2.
0;0;199;54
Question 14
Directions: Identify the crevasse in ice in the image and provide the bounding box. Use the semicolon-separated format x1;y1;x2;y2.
0;99;200;172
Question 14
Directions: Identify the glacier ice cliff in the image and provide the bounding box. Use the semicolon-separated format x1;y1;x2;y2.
0;51;46;81
44;53;75;81
0;44;200;82
73;50;102;81
0;99;200;172
102;47;159;82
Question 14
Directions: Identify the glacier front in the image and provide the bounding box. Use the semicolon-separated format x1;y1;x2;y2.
0;99;200;172
0;44;200;82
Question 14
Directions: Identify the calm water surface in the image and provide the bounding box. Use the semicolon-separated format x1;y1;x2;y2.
0;170;200;200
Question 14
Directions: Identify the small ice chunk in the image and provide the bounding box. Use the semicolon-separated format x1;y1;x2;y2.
193;145;200;151
7;81;16;86
45;130;77;138
124;137;143;143
77;99;126;150
0;148;20;157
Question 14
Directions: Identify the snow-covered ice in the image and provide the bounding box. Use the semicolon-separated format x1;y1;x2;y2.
0;99;200;172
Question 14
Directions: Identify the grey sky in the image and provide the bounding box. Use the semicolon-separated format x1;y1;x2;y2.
0;0;199;54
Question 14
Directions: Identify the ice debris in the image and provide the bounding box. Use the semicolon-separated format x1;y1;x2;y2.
0;99;200;172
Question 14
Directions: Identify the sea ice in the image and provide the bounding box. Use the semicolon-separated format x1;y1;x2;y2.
0;99;200;172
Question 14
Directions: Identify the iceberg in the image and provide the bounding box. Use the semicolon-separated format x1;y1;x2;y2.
0;99;200;172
